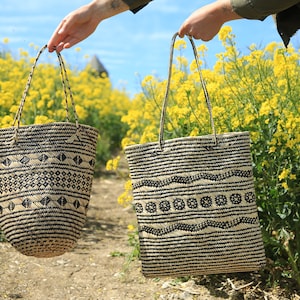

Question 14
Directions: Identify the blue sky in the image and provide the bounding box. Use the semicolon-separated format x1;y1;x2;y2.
1;0;299;96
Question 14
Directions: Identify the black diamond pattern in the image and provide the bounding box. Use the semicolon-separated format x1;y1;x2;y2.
22;199;32;208
57;196;67;206
40;196;51;206
57;153;67;161
73;200;80;209
73;156;83;165
38;154;48;162
8;201;15;211
89;159;95;167
2;158;11;166
20;156;30;164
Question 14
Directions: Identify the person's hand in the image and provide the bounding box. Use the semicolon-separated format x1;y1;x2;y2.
178;0;242;41
48;3;100;52
48;0;129;52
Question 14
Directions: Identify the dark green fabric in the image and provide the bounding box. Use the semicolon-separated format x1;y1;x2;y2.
231;0;300;46
231;0;299;20
122;0;152;13
276;4;300;46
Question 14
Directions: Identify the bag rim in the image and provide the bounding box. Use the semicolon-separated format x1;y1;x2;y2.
125;131;250;151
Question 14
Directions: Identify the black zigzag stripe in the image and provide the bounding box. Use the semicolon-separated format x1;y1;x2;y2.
140;216;258;236
133;169;252;189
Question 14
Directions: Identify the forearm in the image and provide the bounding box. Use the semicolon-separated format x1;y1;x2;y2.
214;0;242;23
90;0;130;22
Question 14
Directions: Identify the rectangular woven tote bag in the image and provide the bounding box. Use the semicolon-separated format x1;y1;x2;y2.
125;33;266;278
0;46;98;258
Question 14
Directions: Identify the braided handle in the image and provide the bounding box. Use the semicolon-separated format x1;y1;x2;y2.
12;45;79;141
158;33;217;150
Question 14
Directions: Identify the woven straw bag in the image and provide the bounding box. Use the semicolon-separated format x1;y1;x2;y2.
125;33;266;278
0;46;98;258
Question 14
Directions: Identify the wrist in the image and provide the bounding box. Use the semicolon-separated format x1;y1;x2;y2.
216;0;242;22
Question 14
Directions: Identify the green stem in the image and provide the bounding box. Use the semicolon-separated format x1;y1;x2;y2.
284;241;300;287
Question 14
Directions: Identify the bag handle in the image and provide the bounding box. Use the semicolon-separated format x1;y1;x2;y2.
158;33;217;149
12;45;79;142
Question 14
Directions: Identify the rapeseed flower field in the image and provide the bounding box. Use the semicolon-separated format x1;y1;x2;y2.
1;26;299;287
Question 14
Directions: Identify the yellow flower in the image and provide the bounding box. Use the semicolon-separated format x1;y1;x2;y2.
273;49;286;78
218;26;232;43
75;105;88;120
176;56;188;68
232;117;240;128
19;49;29;57
34;115;54;124
264;41;279;53
117;180;133;207
259;101;271;116
121;137;135;148
197;44;208;54
190;127;199;136
212;106;226;118
9;105;19;114
0;115;14;128
281;182;289;190
141;75;154;88
174;39;187;50
105;156;120;171
250;131;260;142
47;99;54;109
286;139;296;149
106;159;114;171
245;114;255;125
278;168;290;181
124;179;132;191
268;146;276;153
127;224;135;232
37;99;45;110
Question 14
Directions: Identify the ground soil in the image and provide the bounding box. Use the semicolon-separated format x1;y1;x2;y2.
0;176;299;300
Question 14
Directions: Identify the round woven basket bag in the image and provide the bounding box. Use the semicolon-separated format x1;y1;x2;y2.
0;46;98;258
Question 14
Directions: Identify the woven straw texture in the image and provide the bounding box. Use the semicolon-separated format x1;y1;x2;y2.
0;122;98;257
0;45;98;258
125;132;266;277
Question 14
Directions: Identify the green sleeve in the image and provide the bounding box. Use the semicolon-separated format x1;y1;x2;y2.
122;0;152;13
231;0;300;20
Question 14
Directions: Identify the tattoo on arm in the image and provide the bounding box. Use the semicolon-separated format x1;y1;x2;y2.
221;3;231;13
111;0;122;10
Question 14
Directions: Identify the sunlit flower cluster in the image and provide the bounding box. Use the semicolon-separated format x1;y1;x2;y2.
106;155;120;171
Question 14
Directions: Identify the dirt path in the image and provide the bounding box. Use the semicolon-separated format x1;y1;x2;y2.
0;177;297;300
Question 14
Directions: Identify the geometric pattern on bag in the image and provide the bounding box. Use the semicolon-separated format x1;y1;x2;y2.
0;46;98;258
125;33;266;277
125;133;266;277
